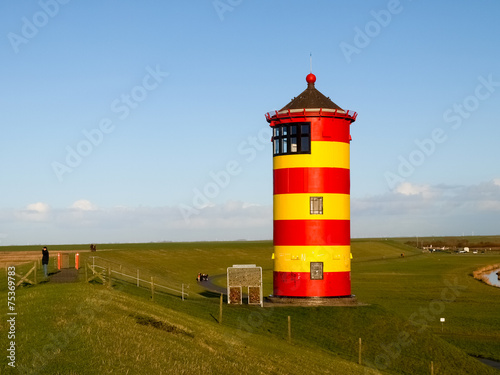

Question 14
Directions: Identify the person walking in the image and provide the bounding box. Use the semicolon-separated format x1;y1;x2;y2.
42;246;49;278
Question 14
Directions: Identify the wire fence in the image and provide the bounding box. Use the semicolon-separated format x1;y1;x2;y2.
87;256;189;300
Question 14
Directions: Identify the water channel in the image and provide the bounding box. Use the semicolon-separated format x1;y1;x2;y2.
476;269;500;369
485;268;500;287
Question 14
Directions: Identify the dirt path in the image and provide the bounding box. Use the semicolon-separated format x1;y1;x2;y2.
0;250;89;268
49;269;80;283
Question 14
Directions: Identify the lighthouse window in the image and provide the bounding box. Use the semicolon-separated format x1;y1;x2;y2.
310;196;323;215
281;138;288;153
300;135;310;152
274;139;280;154
273;122;311;156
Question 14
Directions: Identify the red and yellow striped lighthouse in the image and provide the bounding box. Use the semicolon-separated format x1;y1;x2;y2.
266;73;357;298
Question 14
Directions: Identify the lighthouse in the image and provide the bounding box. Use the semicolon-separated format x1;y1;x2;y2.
265;73;357;298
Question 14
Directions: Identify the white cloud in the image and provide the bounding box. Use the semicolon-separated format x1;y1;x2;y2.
184;201;271;230
1;200;273;245
351;179;500;237
242;202;261;209
15;202;51;222
26;202;50;213
70;200;97;211
395;182;434;198
354;180;500;216
493;178;500;187
2;178;499;246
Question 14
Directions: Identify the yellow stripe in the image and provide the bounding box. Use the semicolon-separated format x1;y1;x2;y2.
274;245;351;272
274;193;350;220
273;141;350;170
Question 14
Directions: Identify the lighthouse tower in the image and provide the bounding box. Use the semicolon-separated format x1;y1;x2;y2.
265;73;357;298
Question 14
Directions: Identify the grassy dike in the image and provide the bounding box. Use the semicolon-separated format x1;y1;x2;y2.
1;239;499;374
351;241;500;363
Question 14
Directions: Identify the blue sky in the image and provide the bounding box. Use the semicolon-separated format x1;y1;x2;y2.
1;0;499;245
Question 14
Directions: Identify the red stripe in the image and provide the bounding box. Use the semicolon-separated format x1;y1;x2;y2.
273;220;350;246
310;117;351;143
274;167;350;195
271;117;351;143
273;271;351;297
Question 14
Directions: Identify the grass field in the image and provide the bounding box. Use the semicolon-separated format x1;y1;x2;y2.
1;237;499;374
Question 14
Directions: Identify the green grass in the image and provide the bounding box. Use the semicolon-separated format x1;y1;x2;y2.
352;239;421;261
352;251;500;361
1;283;380;375
1;238;500;374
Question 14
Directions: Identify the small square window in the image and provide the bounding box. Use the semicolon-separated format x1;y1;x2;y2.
310;262;323;280
310;196;323;215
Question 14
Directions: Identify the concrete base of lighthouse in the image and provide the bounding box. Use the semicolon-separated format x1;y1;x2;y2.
266;295;365;307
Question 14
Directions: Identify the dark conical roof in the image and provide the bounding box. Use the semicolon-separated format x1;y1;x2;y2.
280;74;343;111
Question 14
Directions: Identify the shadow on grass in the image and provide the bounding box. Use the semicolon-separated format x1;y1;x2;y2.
209;313;220;324
199;290;225;299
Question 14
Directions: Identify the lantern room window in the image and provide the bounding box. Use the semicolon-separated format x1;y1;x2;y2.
273;122;311;156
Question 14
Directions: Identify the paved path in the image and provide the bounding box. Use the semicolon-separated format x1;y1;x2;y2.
478;358;500;370
199;274;226;294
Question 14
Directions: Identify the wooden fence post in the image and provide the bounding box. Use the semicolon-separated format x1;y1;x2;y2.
219;293;223;324
34;262;37;284
15;263;37;287
85;263;88;282
288;316;292;343
431;361;434;375
137;269;140;287
108;267;112;287
151;276;155;301
358;338;362;365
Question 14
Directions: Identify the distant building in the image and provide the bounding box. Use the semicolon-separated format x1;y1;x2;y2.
423;245;450;252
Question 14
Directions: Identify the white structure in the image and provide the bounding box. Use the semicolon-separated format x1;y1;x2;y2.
227;264;263;306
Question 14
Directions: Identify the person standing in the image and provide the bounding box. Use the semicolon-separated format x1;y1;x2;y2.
42;246;49;278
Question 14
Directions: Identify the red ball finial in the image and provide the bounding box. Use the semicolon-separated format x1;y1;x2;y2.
306;73;316;84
